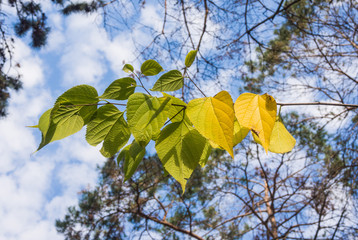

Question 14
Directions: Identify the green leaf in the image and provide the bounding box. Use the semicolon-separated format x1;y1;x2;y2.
100;77;136;100
141;60;163;76
127;93;171;146
86;104;130;158
37;107;86;151
162;93;191;123
36;85;99;151
56;84;98;105
37;108;52;141
155;121;208;193
233;118;250;146
122;64;134;73
185;50;197;68
118;140;146;181
199;141;212;168
151;70;184;92
187;91;235;158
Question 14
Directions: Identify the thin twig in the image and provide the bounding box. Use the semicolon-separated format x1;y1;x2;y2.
186;75;207;97
196;0;209;52
181;0;195;49
222;0;302;49
277;102;358;108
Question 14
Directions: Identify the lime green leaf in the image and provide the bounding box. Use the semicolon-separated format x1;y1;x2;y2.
86;104;130;157
56;84;98;105
268;117;296;153
233;118;250;146
187;90;235;158
163;168;169;177
118;140;146;181
51;104;80;124
185;50;197;68
37;108;52;140
127;93;171;146
155;121;208;193
117;145;127;165
141;60;163;76
123;64;134;73
37;107;85;151
52;101;97;124
36;86;98;151
199;141;212;168
234;93;276;153
151;70;184;92
162;93;190;123
100;77;136;100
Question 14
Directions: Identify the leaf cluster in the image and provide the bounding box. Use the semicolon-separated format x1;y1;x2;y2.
33;52;296;192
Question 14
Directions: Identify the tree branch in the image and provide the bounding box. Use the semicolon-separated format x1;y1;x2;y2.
137;211;204;240
277;102;358;108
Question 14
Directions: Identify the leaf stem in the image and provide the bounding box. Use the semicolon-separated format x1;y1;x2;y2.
134;72;152;96
171;103;187;108
61;102;127;107
186;74;206;97
164;107;185;126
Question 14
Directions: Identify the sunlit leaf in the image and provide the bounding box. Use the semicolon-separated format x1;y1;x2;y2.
151;70;184;92
208;139;223;149
127;93;171;146
100;77;136;100
118;140;146;182
156;121;208;193
35;85;99;151
86;104;130;158
162;93;190;123
268;116;296;153
199;141;212;168
234;93;276;153
122;64;134;73
56;84;98;105
185;50;197;68
141;60;163;76
187;90;235;158
37;107;85;151
233;118;250;146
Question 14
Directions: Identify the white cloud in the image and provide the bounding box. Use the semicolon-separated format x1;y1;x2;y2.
103;33;137;76
59;14;108;87
139;4;163;33
0;12;106;239
0;2;255;239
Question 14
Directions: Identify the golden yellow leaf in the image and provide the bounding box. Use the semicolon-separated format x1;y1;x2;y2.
208;139;223;149
268;117;296;153
234;93;276;152
187;91;235;158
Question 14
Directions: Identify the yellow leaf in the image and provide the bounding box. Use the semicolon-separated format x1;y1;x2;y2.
187;91;235;158
233;118;249;147
208;139;223;149
234;93;276;153
268;117;296;153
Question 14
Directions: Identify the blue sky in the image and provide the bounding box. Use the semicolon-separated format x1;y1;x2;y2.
0;2;230;237
0;2;166;239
